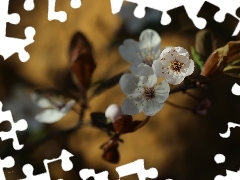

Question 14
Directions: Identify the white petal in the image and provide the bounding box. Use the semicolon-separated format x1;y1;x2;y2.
186;59;195;76
130;64;139;74
119;39;142;64
137;64;157;87
177;55;189;64
156;80;170;94
166;77;184;85
31;93;52;108
35;109;65;123
61;99;76;113
137;63;154;77
119;73;139;95
139;29;161;56
175;46;189;57
155;83;170;102
152;60;167;78
161;49;178;65
121;98;144;115
143;99;164;116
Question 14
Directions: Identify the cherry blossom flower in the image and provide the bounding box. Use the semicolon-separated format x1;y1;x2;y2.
119;64;170;116
105;104;123;123
119;29;161;74
31;93;76;124
152;46;194;85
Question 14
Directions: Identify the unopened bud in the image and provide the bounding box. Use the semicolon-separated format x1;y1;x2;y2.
193;98;211;116
105;104;123;123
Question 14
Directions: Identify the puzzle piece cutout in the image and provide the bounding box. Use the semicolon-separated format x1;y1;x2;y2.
79;169;109;180
20;149;74;180
214;121;240;179
116;159;158;180
0;0;36;62
0;156;15;180
219;122;240;138
110;0;240;36
232;83;240;96
197;1;239;37
0;101;28;150
215;169;240;180
24;0;81;22
214;153;240;180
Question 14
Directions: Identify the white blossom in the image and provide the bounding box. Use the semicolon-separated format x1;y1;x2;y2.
153;46;194;85
119;29;161;74
31;93;76;124
119;64;170;116
105;104;123;122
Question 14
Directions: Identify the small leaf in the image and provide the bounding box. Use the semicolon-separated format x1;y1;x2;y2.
187;75;211;83
101;139;119;163
90;112;114;134
191;46;205;70
113;115;134;134
201;41;240;78
69;32;96;101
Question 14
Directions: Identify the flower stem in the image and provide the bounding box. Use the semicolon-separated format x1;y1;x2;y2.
170;82;197;94
183;90;199;101
165;100;193;111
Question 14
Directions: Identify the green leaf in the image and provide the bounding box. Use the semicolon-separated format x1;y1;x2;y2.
190;46;205;70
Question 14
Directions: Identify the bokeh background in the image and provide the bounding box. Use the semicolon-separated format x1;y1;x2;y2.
1;0;240;179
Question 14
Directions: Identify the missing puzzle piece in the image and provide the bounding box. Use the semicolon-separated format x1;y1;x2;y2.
0;156;15;180
0;101;28;150
20;149;74;180
110;0;206;29
0;0;36;62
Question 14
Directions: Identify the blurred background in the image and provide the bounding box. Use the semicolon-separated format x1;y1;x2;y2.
1;0;240;179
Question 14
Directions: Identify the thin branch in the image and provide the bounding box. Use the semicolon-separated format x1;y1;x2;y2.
165;100;193;111
170;82;198;94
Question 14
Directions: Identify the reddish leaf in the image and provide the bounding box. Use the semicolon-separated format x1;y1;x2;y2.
113;115;134;134
101;139;119;163
201;41;240;78
69;32;92;63
69;32;96;100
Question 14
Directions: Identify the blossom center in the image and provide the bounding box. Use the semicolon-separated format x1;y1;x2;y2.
169;60;184;73
143;87;155;101
139;48;157;67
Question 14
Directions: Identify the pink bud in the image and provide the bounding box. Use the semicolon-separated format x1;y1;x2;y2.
105;104;123;122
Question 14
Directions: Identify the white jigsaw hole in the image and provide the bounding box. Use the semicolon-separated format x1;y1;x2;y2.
22;164;34;175
148;168;158;178
70;0;81;9
17;119;28;131
214;11;225;22
4;156;14;168
134;6;145;19
25;27;36;39
232;83;240;96
214;154;225;164
161;13;171;25
10;13;20;24
24;0;35;11
193;18;206;29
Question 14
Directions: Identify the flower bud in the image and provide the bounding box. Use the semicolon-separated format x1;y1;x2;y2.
105;104;123;123
193;98;211;116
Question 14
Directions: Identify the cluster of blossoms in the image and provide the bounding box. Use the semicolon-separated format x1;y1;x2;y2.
31;29;194;124
117;29;194;117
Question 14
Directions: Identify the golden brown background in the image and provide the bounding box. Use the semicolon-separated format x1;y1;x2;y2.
1;0;240;179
